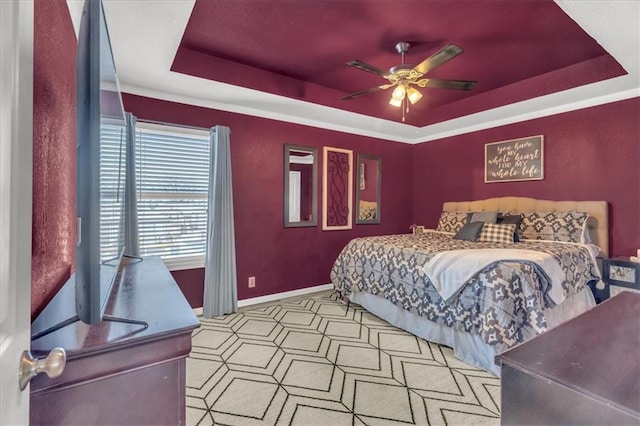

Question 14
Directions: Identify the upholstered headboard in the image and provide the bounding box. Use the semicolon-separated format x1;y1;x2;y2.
442;197;609;257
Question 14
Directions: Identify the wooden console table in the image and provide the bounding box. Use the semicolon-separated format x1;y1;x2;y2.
497;291;640;425
30;257;200;425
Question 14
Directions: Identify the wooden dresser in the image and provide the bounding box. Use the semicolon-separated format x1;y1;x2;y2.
497;291;640;425
30;257;200;425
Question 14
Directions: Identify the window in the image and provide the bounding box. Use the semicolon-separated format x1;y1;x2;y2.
135;122;210;270
100;121;127;263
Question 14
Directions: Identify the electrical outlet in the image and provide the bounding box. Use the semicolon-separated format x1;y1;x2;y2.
248;276;256;288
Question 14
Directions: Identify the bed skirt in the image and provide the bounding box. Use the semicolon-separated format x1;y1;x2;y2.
348;286;595;376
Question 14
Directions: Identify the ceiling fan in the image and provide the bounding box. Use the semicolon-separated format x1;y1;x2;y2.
341;42;477;121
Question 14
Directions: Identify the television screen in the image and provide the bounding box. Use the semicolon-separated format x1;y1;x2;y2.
75;0;127;324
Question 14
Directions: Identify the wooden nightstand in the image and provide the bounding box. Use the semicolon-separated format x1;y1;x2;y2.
602;256;640;298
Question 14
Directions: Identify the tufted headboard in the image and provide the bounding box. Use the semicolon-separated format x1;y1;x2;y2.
442;197;609;257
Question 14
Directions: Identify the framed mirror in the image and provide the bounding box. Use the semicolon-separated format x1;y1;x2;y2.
322;146;353;231
356;154;381;224
284;144;318;227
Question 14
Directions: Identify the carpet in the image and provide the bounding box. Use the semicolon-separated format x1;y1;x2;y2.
186;292;500;425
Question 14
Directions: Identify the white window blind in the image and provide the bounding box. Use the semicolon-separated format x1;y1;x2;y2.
135;122;210;270
100;122;127;262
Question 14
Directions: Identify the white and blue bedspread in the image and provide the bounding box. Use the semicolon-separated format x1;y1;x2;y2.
330;231;600;354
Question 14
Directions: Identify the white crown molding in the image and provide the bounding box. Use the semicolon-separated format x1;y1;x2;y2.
66;0;639;145
415;81;640;143
118;80;421;143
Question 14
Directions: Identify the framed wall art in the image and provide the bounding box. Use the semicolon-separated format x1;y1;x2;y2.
322;147;353;230
485;135;544;183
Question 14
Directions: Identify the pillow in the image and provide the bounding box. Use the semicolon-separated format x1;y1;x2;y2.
467;211;498;224
453;221;484;241
497;213;522;226
436;211;468;233
477;223;517;243
581;218;594;244
497;213;523;242
519;211;588;242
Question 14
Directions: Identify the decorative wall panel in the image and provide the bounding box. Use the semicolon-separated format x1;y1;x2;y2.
322;147;353;230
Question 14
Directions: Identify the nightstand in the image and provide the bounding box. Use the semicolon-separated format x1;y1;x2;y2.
602;256;640;298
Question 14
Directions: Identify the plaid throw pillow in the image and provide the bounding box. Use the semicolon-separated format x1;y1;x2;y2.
436;211;468;233
478;223;516;243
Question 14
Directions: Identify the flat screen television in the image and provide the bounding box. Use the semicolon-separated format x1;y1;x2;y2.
31;0;146;340
75;0;127;325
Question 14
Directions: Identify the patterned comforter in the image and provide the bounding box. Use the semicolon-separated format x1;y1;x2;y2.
330;231;599;353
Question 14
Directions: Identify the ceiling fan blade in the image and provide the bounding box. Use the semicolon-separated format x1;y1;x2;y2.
413;44;464;75
340;84;395;100
417;78;477;91
346;60;392;78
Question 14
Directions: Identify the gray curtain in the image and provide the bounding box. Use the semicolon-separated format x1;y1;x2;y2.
123;112;140;257
203;126;238;317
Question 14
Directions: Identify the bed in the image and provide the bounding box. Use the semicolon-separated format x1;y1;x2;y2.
330;197;607;375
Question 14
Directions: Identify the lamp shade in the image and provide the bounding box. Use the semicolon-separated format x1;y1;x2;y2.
391;85;406;100
389;85;406;107
407;86;423;104
389;97;403;107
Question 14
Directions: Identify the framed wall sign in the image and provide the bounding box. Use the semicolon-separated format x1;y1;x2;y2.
485;135;544;183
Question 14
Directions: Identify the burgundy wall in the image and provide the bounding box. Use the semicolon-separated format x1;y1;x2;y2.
170;269;205;308
123;94;414;302
412;97;640;257
31;0;77;317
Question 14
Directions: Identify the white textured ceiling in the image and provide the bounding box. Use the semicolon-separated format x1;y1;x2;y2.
67;0;639;144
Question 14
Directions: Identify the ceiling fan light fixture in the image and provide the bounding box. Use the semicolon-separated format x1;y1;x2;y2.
391;85;406;100
342;42;476;122
389;97;403;107
406;86;423;104
389;84;406;107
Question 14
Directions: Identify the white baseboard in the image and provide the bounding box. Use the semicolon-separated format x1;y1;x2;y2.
238;283;334;308
192;283;334;316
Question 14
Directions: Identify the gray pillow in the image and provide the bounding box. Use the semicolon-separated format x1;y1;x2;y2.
497;213;522;225
470;211;498;224
453;221;485;241
497;213;523;242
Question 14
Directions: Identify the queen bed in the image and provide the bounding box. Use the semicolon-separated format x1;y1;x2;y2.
330;197;607;375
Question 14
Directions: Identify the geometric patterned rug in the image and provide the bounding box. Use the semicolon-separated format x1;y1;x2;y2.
186;292;501;425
